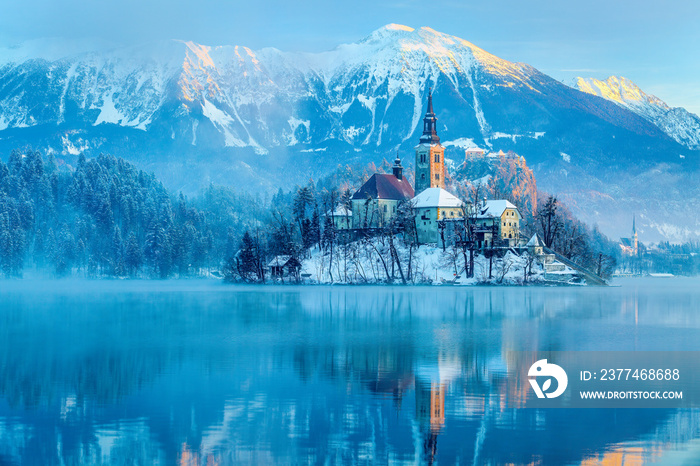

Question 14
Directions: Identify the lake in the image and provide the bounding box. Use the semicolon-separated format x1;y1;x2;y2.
1;277;700;464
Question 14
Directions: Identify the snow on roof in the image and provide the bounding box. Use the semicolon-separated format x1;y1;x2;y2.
465;147;485;154
478;200;518;218
526;234;542;247
268;255;293;267
411;187;463;208
328;205;351;217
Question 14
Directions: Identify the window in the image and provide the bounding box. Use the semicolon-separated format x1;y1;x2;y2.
421;173;426;181
434;153;440;163
435;174;440;180
383;205;387;212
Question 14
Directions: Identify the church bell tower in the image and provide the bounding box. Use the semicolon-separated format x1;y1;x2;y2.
415;88;445;194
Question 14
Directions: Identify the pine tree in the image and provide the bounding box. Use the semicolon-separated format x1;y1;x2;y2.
237;231;258;281
125;233;142;277
111;226;124;276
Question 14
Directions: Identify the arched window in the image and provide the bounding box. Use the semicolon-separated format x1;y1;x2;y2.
421;173;426;181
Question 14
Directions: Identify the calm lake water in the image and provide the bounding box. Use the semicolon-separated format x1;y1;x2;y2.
1;277;700;465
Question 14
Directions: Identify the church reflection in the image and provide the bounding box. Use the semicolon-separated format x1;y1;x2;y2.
414;361;453;465
2;282;700;464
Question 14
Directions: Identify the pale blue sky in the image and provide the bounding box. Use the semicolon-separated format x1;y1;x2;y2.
1;0;698;113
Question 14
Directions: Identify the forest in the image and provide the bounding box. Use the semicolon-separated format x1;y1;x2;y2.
0;149;620;281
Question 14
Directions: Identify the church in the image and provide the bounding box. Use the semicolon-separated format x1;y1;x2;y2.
350;88;521;246
351;88;452;231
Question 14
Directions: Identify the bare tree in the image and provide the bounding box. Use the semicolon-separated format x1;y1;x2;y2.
523;252;536;283
495;253;513;283
537;195;562;248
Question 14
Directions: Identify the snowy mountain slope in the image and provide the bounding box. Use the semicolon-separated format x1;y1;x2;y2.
575;76;700;150
0;25;670;152
0;25;699;242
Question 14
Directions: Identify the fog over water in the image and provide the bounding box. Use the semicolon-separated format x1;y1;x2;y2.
1;277;700;464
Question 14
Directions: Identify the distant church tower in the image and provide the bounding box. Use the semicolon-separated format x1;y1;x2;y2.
415;88;445;194
632;215;638;256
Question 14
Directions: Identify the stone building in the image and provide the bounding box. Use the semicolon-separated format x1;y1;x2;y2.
414;89;445;194
351;157;414;229
412;188;464;244
474;200;521;248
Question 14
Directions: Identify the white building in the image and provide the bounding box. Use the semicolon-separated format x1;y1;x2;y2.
464;147;486;159
326;205;352;230
412;188;464;244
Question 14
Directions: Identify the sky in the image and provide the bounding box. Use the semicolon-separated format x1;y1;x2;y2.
1;0;699;113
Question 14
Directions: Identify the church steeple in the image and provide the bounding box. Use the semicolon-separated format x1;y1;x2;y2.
419;88;440;144
415;86;445;194
392;151;403;180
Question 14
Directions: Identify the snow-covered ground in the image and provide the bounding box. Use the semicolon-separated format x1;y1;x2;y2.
298;239;554;285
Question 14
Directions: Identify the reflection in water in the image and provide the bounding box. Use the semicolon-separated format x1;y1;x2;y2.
0;278;700;464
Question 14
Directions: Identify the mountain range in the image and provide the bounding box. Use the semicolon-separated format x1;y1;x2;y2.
0;24;698;242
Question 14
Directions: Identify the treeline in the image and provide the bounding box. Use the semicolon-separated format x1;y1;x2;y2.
226;158;618;283
454;152;618;278
225;183;420;284
620;241;700;276
0;150;261;278
532;194;618;278
1;150;619;281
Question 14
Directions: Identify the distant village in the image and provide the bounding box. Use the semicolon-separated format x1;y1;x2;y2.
617;217;700;276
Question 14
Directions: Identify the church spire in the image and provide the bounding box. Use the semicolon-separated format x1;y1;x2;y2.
632;214;636;234
427;87;434;115
419;87;440;144
393;150;403;180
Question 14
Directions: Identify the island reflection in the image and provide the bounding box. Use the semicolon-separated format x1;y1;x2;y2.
1;278;700;464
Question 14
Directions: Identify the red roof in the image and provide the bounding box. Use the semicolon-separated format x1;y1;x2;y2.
352;174;415;201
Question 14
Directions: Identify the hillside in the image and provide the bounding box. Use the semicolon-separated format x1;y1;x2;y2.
1;25;699;242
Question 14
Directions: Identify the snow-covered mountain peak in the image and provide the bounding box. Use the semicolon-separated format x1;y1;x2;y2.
576;76;667;108
359;23;416;44
575;75;700;150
